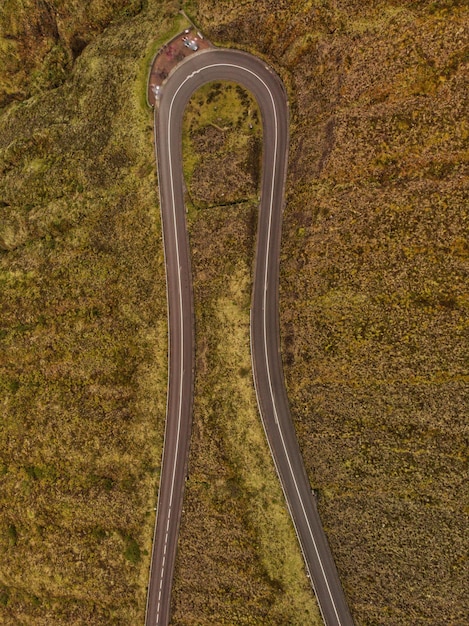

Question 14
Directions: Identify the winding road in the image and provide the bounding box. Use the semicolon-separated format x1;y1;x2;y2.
145;48;354;626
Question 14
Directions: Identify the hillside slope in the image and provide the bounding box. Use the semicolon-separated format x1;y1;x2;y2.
1;1;468;624
183;0;468;623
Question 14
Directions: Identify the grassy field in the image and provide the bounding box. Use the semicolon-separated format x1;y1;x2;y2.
182;81;262;208
0;2;172;623
170;83;321;624
180;1;468;624
187;1;468;624
1;0;468;624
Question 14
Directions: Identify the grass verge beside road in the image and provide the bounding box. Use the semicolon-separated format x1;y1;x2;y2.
171;224;321;625
1;0;467;623
169;81;321;624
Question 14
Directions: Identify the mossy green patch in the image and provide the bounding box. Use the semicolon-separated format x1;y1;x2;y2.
182;81;262;207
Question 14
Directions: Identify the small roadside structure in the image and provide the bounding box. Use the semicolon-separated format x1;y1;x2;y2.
147;24;212;108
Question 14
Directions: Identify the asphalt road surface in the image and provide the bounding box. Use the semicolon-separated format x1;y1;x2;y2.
145;48;355;626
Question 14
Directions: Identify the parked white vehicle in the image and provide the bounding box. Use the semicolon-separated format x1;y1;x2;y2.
182;36;199;51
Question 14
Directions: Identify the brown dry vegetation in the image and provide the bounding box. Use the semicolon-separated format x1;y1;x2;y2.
184;0;468;624
182;81;262;207
0;0;468;624
0;0;145;107
171;84;321;625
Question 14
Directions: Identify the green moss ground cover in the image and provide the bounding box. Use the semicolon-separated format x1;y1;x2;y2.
171;82;321;624
1;0;468;624
188;1;468;624
0;3;175;623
